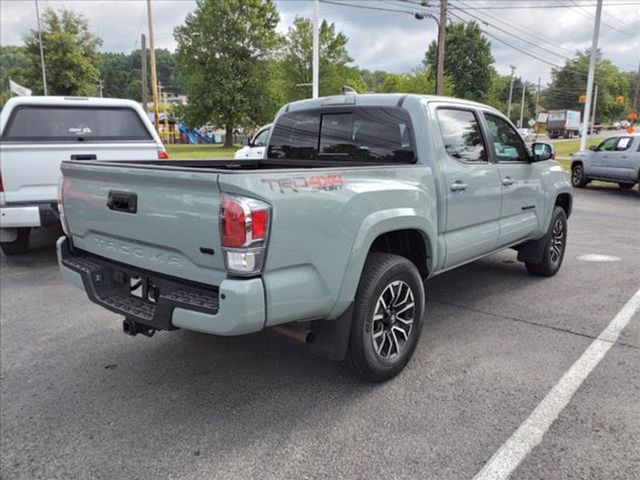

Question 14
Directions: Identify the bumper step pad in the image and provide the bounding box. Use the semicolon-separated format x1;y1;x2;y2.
60;240;219;331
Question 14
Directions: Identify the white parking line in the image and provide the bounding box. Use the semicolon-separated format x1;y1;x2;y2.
473;287;640;480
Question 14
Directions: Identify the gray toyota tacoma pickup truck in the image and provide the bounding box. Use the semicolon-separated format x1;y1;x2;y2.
57;94;572;381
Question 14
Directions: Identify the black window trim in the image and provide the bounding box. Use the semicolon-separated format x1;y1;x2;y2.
481;110;531;164
0;104;154;143
435;105;492;165
267;106;418;165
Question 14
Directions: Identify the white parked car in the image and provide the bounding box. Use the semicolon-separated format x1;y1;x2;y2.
517;128;534;142
0;96;167;255
233;124;271;160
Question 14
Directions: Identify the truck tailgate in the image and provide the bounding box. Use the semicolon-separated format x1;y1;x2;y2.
61;161;226;286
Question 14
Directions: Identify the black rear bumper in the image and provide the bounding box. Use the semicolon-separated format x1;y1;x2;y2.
59;238;219;331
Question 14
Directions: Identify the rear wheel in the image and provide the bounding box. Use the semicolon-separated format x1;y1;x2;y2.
0;228;31;256
618;182;635;190
571;164;588;188
525;207;567;277
344;253;425;382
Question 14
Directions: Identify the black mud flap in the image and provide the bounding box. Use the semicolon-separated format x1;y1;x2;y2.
308;305;353;361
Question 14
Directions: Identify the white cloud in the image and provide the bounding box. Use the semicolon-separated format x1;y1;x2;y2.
1;0;638;86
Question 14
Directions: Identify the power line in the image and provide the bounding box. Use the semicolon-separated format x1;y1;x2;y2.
451;1;573;63
448;0;576;57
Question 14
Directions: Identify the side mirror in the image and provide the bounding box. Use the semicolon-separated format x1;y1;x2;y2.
240;138;250;147
589;145;597;151
531;142;555;162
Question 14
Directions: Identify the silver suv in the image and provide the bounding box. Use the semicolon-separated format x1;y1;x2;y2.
571;134;640;190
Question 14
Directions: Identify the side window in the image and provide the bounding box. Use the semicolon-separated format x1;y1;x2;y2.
615;137;632;151
597;137;617;151
252;128;270;147
436;108;486;163
483;113;528;162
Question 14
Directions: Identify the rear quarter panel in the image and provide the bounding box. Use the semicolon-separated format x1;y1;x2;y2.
219;165;438;324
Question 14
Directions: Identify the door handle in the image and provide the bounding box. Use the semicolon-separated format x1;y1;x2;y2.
502;176;514;186
70;154;97;161
107;190;138;214
450;181;468;192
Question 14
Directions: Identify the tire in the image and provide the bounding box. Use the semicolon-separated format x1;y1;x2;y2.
525;207;567;277
344;253;425;382
571;164;588;188
618;182;635;190
0;227;31;256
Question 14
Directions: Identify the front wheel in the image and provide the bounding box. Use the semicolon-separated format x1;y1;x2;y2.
618;182;635;190
0;228;31;256
525;207;568;277
571;164;588;188
344;253;425;382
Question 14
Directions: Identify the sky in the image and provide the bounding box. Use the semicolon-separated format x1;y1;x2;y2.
1;0;639;87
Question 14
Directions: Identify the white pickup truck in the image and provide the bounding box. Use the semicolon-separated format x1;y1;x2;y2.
0;96;167;255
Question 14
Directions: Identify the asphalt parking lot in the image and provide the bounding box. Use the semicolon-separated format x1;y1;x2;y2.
1;186;638;480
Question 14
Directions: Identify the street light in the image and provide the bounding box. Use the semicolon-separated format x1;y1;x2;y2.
414;11;441;95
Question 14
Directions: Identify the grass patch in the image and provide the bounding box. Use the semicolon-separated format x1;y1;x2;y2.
165;144;240;159
552;136;603;158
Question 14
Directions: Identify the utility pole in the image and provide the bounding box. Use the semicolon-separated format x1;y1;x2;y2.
507;65;516;120
590;84;598;137
34;0;48;95
535;77;540;117
98;78;104;97
579;0;602;152
141;33;148;113
312;0;320;98
147;0;160;133
519;83;526;128
633;57;640;112
163;90;169;143
436;0;447;95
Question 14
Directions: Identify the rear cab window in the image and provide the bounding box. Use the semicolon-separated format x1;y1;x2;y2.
1;106;153;142
268;107;416;163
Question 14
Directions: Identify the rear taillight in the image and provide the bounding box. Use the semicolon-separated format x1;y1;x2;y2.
57;177;71;236
157;150;170;160
220;194;271;276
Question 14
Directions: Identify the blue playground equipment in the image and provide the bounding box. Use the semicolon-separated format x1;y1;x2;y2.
177;123;197;144
193;128;215;144
177;123;216;144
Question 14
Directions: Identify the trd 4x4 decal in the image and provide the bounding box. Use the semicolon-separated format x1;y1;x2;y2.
261;174;344;193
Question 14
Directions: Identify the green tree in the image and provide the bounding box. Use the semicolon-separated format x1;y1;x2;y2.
280;17;365;101
22;8;102;95
174;0;280;146
485;74;537;124
424;21;495;101
379;69;434;95
0;46;30;107
543;50;632;122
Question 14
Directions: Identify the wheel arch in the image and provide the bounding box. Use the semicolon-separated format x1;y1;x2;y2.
328;210;436;319
555;192;573;218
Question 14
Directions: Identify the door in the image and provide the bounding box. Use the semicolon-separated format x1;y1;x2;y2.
602;136;637;181
590;136;618;178
435;108;502;268
483;112;541;245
